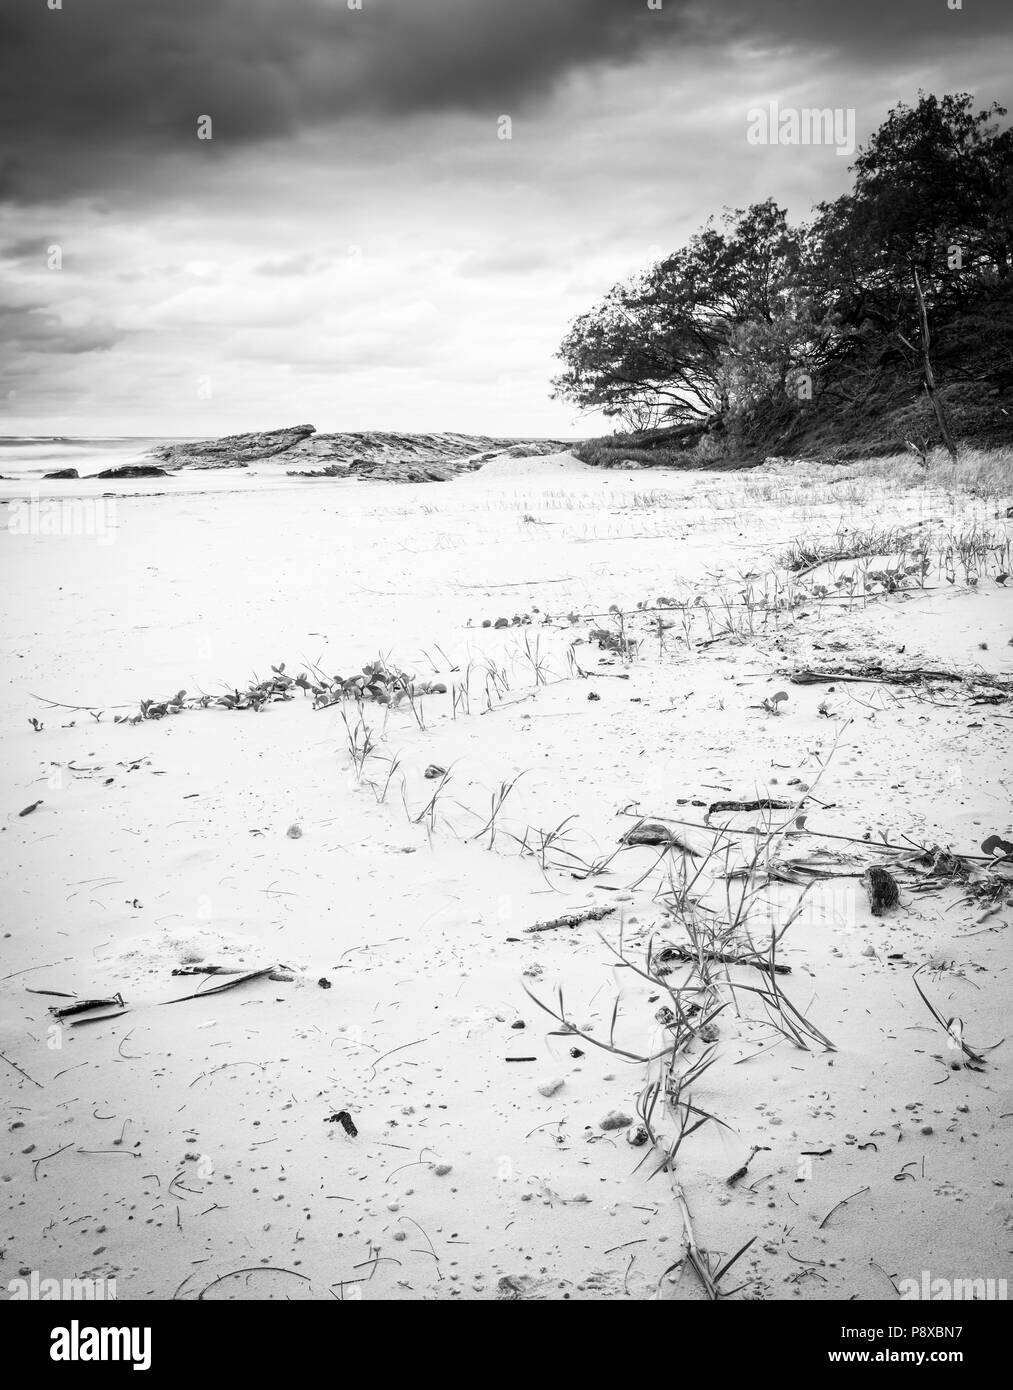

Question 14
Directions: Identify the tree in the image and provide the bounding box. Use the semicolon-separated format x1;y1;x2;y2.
808;95;1011;340
552;201;800;427
554;94;1013;456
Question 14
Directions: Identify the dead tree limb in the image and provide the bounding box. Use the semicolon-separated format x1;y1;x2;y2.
909;268;958;464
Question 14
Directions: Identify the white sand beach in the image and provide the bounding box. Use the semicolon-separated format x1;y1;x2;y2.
2;449;1010;1301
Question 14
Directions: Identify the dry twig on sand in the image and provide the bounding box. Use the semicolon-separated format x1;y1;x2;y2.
818;1186;872;1230
525;905;616;933
1;1050;43;1087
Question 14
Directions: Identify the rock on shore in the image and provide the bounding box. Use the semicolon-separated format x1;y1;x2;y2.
147;424;317;470
93;464;170;479
146;426;569;480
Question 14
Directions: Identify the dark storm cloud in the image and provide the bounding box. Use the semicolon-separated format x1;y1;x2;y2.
0;0;676;200
2;0;1010;433
0;302;120;354
3;0;1009;202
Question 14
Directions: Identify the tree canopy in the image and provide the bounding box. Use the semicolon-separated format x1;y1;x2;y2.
552;94;1013;455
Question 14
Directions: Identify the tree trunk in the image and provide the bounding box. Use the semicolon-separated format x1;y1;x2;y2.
912;268;958;464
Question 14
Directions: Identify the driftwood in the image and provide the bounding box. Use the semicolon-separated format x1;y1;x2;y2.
707;797;798;816
49;994;124;1019
789;664;1012;692
657;944;791;976
325;1110;358;1136
628;809;1009;866
726;1145;769;1187
525;905;616;933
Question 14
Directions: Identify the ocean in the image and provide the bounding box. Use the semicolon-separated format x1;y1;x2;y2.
0;437;169;480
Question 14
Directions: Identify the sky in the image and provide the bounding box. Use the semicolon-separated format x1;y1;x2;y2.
0;0;1010;439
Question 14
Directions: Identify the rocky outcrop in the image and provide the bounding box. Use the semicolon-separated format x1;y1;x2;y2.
348;456;478;483
286;462;349;478
147;424;317;470
284;431;568;482
146;425;569;481
43;468;80;479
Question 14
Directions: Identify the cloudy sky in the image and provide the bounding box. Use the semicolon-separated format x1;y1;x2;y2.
1;0;1010;438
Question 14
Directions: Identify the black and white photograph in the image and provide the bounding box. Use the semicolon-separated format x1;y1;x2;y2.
1;0;1011;1356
